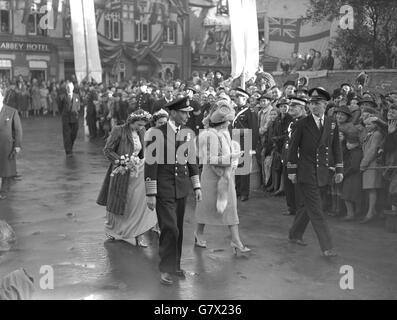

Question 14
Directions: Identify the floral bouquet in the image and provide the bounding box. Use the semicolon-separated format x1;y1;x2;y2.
111;154;143;178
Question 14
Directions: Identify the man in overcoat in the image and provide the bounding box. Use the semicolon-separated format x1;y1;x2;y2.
145;97;202;285
59;82;80;156
0;86;22;200
287;87;343;257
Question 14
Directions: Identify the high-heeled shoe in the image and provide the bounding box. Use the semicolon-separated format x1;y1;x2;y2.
194;233;207;248
230;242;251;255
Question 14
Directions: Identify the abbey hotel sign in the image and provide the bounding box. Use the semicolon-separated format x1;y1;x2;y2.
0;41;51;53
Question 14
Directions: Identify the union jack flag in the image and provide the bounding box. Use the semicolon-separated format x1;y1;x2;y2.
269;17;299;41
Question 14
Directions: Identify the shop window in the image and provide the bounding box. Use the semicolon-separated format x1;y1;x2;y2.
0;69;11;82
119;62;125;81
30;69;46;83
27;13;47;36
0;5;11;33
163;25;177;45
135;22;149;42
104;12;121;41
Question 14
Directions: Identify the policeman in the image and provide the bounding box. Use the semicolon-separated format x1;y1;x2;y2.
287;87;343;257
185;86;203;136
145;96;202;285
281;96;307;215
136;82;154;114
232;88;259;201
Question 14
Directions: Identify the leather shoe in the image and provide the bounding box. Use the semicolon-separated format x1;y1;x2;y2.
240;195;249;202
174;269;186;279
289;238;308;246
323;249;338;257
160;272;173;285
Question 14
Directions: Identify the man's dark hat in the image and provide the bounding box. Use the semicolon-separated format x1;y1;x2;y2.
309;87;331;101
297;86;309;94
358;97;377;108
276;97;290;107
164;96;194;112
283;80;296;88
186;86;197;94
335;105;352;117
235;88;250;98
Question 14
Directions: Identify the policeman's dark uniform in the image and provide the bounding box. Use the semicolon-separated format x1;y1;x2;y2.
145;97;201;276
86;89;98;138
232;88;259;200
282;97;307;215
186;99;203;136
136;91;154;114
287;88;343;253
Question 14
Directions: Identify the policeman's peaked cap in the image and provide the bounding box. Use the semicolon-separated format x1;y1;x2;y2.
164;96;194;112
308;87;331;101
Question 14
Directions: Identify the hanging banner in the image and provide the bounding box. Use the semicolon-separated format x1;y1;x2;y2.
70;0;102;83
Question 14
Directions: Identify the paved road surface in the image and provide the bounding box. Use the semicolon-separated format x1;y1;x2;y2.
0;117;396;300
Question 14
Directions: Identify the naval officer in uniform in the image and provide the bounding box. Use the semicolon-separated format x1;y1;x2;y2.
232;88;259;201
287;87;343;257
145;96;202;285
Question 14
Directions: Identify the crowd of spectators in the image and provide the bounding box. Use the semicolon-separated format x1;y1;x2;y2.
279;48;335;74
1;67;396;221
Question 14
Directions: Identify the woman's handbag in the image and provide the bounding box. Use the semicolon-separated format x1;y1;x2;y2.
106;170;130;216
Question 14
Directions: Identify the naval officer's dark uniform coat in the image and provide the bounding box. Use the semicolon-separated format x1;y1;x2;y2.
287;115;343;251
232;104;259;198
282;115;305;215
145;122;200;273
137;92;154;114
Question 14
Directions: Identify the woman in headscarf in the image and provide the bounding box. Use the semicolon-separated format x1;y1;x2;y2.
97;109;158;246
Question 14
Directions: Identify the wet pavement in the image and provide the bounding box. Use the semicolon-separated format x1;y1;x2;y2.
0;117;396;300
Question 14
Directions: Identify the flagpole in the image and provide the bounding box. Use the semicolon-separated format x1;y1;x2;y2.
241;71;245;90
81;0;89;83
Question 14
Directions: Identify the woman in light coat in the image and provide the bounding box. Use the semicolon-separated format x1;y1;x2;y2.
360;117;385;223
194;100;250;254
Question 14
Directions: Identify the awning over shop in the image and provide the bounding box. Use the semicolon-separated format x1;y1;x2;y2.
29;60;47;69
0;59;12;68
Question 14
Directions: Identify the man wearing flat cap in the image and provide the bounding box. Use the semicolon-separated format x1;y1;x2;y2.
144;96;202;285
232;88;259;201
287;87;343;257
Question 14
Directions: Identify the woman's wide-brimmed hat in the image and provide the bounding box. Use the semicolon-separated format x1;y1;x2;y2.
209;100;236;124
127;109;152;123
